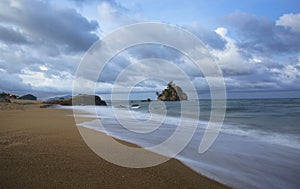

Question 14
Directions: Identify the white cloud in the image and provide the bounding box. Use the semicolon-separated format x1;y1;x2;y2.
97;2;136;32
19;68;74;92
270;62;300;85
39;65;48;71
9;0;21;8
0;68;32;93
276;12;300;33
223;11;300;54
185;23;226;50
215;27;228;38
212;27;254;76
98;2;118;22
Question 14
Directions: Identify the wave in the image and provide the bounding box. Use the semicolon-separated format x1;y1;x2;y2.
67;105;300;150
60;105;300;189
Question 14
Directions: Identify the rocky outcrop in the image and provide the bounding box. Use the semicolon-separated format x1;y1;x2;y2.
141;98;151;102
0;92;17;99
72;95;107;106
0;97;11;103
45;94;107;106
40;104;53;108
19;94;37;100
156;81;188;101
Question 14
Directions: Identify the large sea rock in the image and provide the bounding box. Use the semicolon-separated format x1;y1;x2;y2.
156;82;188;101
45;94;107;106
19;94;37;100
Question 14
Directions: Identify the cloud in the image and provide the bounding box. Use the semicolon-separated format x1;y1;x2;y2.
0;68;32;93
276;12;300;33
217;55;300;94
0;49;80;94
0;0;99;53
270;59;300;86
216;11;300;94
221;11;300;55
76;20;295;97
95;48;186;86
19;68;74;93
0;1;299;98
75;22;223;94
207;23;300;94
212;27;254;76
97;1;136;32
185;23;226;50
0;0;101;95
0;25;28;44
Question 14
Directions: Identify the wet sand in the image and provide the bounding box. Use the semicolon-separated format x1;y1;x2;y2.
0;101;230;188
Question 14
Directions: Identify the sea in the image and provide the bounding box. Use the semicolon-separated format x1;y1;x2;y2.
64;98;300;189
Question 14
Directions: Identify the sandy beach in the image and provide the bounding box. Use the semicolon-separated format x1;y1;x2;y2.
0;101;230;189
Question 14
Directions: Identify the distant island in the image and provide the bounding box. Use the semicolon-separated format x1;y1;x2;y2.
156;81;188;101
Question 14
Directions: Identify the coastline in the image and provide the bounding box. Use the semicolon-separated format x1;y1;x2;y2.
0;101;230;188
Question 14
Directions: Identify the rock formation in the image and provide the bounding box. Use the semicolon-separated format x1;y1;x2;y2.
0;97;11;103
156;81;188;101
19;94;37;100
45;94;107;106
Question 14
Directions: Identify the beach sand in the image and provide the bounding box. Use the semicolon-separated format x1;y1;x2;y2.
0;101;230;189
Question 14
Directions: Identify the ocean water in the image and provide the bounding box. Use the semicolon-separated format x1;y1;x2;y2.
67;98;300;189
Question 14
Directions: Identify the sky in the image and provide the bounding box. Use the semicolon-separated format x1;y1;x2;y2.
0;0;300;99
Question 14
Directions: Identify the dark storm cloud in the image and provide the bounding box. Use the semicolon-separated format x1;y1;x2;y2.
0;25;28;44
0;0;99;52
221;11;300;55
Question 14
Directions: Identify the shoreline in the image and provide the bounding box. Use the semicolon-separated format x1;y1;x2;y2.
0;101;230;188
